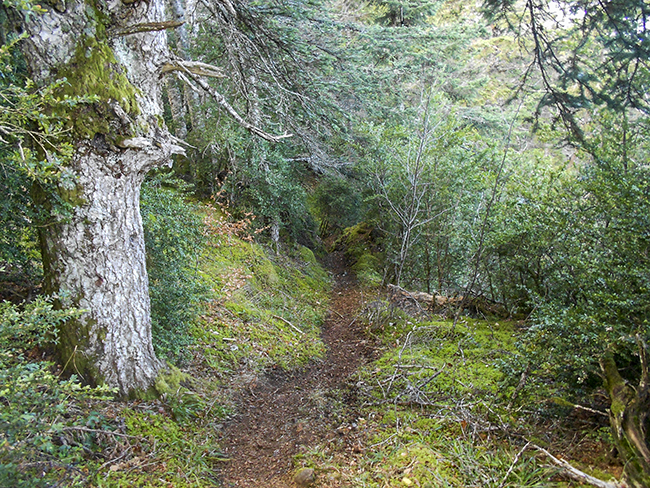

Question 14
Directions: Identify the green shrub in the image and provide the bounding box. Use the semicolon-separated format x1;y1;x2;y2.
310;175;362;236
141;174;210;362
0;297;115;487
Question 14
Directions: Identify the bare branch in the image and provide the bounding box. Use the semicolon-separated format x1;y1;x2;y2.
60;426;141;439
162;60;227;78
109;21;184;37
498;442;531;488
531;443;622;488
272;314;304;335
174;69;292;143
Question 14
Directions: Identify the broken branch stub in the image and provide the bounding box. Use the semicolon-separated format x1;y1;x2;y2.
109;21;184;37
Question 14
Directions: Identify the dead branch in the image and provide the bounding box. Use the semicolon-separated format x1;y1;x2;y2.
416;364;445;389
60;426;141;439
507;366;529;410
570;403;609;417
330;309;344;319
498;442;531;488
174;70;292;143
109;21;184;37
162;60;227;78
94;446;133;476
531;443;623;488
272;314;304;335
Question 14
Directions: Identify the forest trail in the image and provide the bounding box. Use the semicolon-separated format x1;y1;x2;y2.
218;253;377;487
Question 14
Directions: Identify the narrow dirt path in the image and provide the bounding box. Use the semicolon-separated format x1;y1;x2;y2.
218;253;376;487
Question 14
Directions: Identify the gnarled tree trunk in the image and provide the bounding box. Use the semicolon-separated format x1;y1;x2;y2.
600;341;650;488
18;0;182;396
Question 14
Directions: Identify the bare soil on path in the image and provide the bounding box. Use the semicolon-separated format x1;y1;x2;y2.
218;253;377;487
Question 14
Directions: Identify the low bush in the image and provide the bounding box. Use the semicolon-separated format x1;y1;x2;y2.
0;297;115;487
141;174;211;362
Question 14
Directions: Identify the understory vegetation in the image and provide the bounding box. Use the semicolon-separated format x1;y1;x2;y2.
298;305;617;487
1;0;649;485
0;183;331;487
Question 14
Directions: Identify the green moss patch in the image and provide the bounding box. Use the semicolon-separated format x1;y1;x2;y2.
358;318;518;404
55;37;139;140
191;207;330;375
296;314;557;487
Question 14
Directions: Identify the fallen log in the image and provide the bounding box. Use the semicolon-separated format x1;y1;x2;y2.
386;284;506;318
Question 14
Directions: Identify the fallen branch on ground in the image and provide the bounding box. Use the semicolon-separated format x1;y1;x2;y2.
59;426;140;439
531;443;623;488
272;314;304;335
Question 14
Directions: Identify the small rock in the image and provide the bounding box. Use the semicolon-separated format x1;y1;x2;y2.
294;467;316;487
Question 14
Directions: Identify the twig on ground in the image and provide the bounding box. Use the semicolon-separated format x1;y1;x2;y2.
95;446;133;477
272;314;304;335
507;366;529;410
330;309;344;319
498;442;530;488
416;364;446;389
60;426;140;439
369;432;398;448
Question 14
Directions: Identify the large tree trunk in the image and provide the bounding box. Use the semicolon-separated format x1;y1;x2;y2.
39;144;171;395
18;0;182;396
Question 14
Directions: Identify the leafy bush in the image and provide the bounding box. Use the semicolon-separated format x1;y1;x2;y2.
0;297;114;487
0;34;84;298
310;175;362;236
228;150;318;247
494;146;650;402
141;174;210;362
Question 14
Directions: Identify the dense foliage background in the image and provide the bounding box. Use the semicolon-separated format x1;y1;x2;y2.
1;0;649;485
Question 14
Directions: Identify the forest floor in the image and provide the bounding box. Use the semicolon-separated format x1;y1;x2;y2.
218;252;377;487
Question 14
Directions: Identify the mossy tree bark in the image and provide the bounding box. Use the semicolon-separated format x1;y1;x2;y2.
600;341;650;488
18;0;183;396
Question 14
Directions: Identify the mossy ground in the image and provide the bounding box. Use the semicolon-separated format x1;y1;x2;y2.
92;407;226;487
295;306;616;487
106;227;616;488
191;205;330;374
4;202;618;487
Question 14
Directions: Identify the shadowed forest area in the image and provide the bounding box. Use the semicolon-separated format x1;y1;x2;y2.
1;0;649;486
